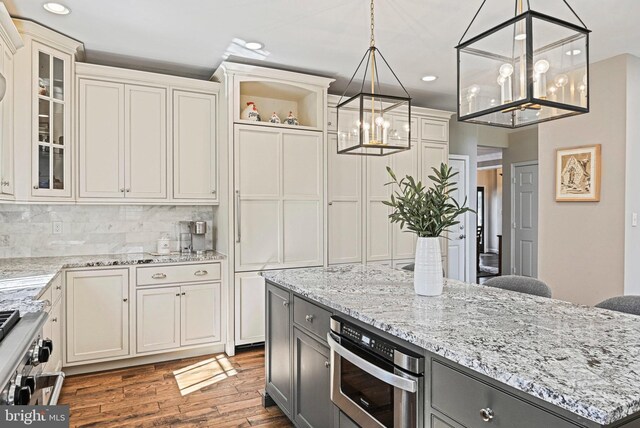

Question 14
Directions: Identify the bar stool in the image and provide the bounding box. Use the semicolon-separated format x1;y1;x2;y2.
484;275;552;298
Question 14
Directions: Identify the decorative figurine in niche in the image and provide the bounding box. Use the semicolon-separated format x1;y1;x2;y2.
269;112;281;124
285;111;299;126
241;102;261;121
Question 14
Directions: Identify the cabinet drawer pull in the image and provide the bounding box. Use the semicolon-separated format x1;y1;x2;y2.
55;285;61;290
480;408;494;422
151;273;167;279
305;315;314;323
194;270;208;276
282;301;290;307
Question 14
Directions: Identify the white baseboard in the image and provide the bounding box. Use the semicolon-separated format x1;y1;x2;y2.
63;344;225;376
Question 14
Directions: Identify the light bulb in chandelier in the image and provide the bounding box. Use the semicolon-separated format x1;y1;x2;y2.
534;60;550;74
533;60;550;99
554;74;569;88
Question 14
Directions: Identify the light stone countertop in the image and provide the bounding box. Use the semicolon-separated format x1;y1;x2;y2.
262;264;640;426
0;252;226;313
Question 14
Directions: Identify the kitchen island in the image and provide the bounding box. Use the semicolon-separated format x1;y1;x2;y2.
262;264;640;428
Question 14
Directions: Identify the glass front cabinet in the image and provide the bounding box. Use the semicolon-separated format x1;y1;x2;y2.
32;42;72;197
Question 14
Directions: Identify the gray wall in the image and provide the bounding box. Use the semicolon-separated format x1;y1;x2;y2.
538;55;630;305
501;128;539;276
625;55;640;295
0;205;215;258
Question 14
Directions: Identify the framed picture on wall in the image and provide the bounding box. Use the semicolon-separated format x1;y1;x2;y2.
555;144;601;202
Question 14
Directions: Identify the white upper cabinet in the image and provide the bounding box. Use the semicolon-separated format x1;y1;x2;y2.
0;9;22;198
75;63;219;205
79;80;166;200
173;90;217;201
78;79;125;198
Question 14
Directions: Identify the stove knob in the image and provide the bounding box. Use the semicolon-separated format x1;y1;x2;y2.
16;375;36;394
40;338;53;354
37;346;51;364
9;384;31;405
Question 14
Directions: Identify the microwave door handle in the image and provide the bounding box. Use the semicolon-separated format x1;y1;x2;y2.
327;333;417;393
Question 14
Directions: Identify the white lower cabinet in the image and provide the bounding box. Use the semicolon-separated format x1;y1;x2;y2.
235;272;266;345
42;296;62;372
66;269;130;363
181;282;221;346
136;286;181;353
137;282;221;353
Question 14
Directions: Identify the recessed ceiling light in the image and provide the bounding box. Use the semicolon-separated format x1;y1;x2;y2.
245;42;263;51
514;33;527;41
421;75;438;82
43;2;70;15
565;49;582;56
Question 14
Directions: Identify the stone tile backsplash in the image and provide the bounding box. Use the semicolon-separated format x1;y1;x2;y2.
0;205;215;258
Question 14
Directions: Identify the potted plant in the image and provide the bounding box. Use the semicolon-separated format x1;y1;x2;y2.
384;163;473;296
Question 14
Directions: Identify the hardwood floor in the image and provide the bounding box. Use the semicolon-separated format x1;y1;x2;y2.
59;347;293;428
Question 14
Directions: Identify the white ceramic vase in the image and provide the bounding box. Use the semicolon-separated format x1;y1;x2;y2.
414;237;444;296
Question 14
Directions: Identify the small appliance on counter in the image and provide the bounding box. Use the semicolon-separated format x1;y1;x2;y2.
179;221;210;255
156;233;171;255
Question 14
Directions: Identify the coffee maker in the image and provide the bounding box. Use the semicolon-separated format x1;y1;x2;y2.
179;221;209;254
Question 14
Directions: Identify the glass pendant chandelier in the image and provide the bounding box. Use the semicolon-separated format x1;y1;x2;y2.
456;0;590;128
336;0;411;156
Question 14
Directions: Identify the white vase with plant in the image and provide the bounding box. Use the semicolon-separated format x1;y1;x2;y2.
384;163;473;296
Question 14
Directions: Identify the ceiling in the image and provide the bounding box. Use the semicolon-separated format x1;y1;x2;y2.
5;0;640;111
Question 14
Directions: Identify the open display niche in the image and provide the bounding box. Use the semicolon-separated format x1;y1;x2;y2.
237;80;321;131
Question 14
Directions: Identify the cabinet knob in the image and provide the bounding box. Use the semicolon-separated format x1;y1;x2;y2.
305;315;314;323
51;318;58;323
125;188;131;193
120;188;125;192
328;202;333;206
123;298;128;302
282;301;289;307
33;185;39;190
324;361;330;368
152;273;167;279
480;408;494;422
176;293;180;297
181;292;186;296
55;285;61;290
211;190;216;195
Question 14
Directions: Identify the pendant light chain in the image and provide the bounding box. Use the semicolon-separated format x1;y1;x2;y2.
370;0;375;47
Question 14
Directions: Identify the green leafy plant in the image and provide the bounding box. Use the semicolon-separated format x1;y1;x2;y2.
383;163;474;238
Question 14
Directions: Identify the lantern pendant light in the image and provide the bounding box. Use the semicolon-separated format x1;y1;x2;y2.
336;0;412;156
456;0;590;128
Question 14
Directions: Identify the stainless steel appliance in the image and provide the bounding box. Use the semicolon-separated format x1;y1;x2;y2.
0;310;64;406
328;316;424;428
179;221;209;254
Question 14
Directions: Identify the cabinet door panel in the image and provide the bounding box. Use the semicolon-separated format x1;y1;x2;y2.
181;282;221;346
173;90;217;200
237;127;280;198
137;286;180;353
1;47;14;196
266;283;292;414
421;142;449;257
125;85;166;199
283;132;321;197
392;147;417;260
48;300;63;372
234;273;266;345
283;201;321;265
328;134;362;264
237;200;281;269
79;80;125;198
293;328;332;428
366;155;392;262
66;269;129;363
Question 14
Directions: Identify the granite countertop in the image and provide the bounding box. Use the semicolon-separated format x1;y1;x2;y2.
262;264;640;426
0;251;226;313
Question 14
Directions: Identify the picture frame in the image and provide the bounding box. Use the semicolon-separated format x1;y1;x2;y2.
555;144;601;202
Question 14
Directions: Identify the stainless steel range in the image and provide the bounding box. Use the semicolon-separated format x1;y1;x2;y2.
0;310;64;406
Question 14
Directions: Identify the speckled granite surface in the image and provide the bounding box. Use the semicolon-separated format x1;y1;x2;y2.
262;264;640;426
0;252;226;313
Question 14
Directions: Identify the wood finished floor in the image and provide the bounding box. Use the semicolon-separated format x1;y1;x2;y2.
59;347;293;428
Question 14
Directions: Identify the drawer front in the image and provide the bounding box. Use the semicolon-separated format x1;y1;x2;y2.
293;296;331;342
431;361;578;428
421;118;448;142
137;262;221;286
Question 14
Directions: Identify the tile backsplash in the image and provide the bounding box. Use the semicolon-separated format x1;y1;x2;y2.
0;205;215;258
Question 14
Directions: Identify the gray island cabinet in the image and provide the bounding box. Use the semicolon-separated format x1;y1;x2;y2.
262;264;640;428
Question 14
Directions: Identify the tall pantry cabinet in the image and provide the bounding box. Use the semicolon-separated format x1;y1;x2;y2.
214;63;333;347
326;95;454;270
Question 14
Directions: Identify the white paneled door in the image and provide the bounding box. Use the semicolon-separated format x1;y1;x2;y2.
234;125;323;271
512;162;539;277
447;156;470;282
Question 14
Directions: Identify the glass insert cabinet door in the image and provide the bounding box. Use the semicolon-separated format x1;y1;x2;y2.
32;42;72;197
